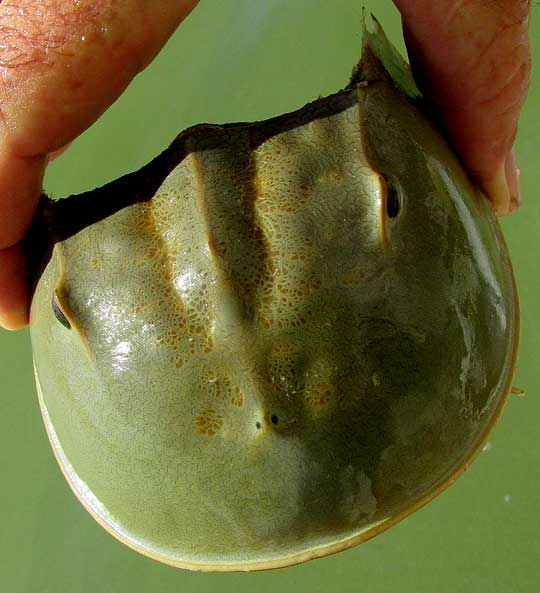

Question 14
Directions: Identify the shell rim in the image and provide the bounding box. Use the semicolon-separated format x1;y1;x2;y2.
32;235;520;572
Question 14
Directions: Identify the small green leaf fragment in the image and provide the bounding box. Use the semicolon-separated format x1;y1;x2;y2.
362;10;422;100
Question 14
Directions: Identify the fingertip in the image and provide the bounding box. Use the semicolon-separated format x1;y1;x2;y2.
482;166;512;217
0;308;29;331
0;243;29;331
504;148;521;212
480;147;522;217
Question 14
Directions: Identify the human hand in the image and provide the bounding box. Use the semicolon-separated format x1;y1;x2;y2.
0;0;199;331
0;1;532;332
393;0;531;214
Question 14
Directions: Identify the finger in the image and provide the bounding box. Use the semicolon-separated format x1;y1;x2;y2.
505;148;521;212
393;0;531;215
0;139;45;330
0;0;200;157
0;139;46;250
0;0;199;330
0;243;28;331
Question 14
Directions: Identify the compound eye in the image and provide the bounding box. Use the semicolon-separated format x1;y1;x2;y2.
385;179;401;219
52;293;72;330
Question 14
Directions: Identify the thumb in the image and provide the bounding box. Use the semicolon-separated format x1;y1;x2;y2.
0;0;199;250
0;0;198;330
393;0;531;215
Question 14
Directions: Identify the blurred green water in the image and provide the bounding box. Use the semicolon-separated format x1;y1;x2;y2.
1;1;539;592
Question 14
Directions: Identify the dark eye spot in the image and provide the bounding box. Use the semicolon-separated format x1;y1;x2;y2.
270;415;279;425
52;294;71;330
386;180;401;218
256;421;262;430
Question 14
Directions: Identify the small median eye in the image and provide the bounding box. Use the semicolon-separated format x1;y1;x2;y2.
386;180;401;218
52;293;71;330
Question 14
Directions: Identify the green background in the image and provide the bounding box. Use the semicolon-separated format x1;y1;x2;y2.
1;1;539;591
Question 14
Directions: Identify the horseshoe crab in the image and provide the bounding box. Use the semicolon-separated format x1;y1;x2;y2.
28;16;519;571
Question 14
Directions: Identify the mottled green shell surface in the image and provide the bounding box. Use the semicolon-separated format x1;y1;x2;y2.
29;19;518;571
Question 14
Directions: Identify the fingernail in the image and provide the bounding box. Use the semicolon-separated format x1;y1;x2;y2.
483;165;511;216
0;306;29;331
505;148;521;213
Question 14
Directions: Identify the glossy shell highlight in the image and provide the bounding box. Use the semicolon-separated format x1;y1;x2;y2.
29;19;519;571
